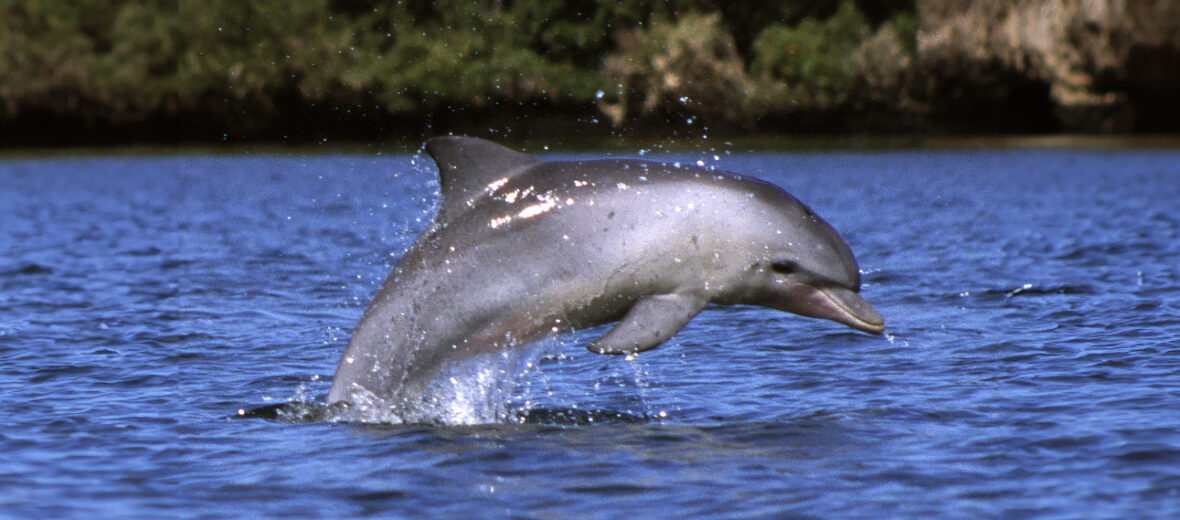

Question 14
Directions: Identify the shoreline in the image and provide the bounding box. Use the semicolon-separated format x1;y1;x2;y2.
4;2;1177;151
3;133;1179;160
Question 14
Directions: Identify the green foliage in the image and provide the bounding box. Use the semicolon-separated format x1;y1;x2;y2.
174;1;349;106
170;0;607;116
357;0;605;110
0;0;923;136
888;10;919;57
600;12;763;124
752;1;870;109
0;0;181;120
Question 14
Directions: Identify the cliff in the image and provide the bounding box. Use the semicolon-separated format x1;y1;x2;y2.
912;0;1180;132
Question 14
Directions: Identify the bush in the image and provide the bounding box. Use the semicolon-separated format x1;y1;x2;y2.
600;12;762;125
0;0;937;140
752;1;870;109
0;0;181;121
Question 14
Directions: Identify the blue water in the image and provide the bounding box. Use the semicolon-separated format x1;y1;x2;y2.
2;146;1179;518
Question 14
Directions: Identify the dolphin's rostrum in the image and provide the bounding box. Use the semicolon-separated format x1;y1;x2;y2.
328;137;883;415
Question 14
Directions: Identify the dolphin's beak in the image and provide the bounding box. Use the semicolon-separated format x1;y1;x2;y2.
773;283;885;334
814;286;885;334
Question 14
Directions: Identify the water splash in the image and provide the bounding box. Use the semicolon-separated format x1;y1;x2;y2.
234;334;668;426
313;339;555;425
414;342;549;424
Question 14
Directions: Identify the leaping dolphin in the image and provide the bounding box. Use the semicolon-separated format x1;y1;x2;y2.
327;136;883;412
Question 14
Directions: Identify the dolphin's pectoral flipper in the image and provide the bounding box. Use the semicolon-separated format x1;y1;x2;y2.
587;293;707;355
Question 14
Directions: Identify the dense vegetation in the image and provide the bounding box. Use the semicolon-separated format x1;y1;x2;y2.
0;0;926;144
1;0;1169;145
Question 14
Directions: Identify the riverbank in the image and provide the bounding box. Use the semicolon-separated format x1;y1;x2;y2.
4;134;1179;161
2;1;1177;147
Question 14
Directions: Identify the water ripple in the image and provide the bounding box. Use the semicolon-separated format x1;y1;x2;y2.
3;150;1179;519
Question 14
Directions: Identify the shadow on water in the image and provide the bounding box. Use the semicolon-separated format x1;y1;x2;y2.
230;401;655;426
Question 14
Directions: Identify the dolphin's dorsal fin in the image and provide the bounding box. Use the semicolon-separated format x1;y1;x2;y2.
426;136;542;221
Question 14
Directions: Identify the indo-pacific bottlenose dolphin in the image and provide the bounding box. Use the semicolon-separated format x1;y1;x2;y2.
327;136;883;413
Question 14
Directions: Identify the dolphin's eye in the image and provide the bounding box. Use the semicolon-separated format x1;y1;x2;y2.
770;261;797;275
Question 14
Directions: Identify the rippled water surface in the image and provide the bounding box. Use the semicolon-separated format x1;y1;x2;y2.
2;147;1179;519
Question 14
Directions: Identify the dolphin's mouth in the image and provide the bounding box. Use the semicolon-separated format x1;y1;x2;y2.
769;282;885;334
815;286;885;334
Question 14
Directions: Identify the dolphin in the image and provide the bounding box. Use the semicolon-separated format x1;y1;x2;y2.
327;136;883;411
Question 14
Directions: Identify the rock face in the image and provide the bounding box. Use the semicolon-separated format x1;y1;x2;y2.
914;0;1180;132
